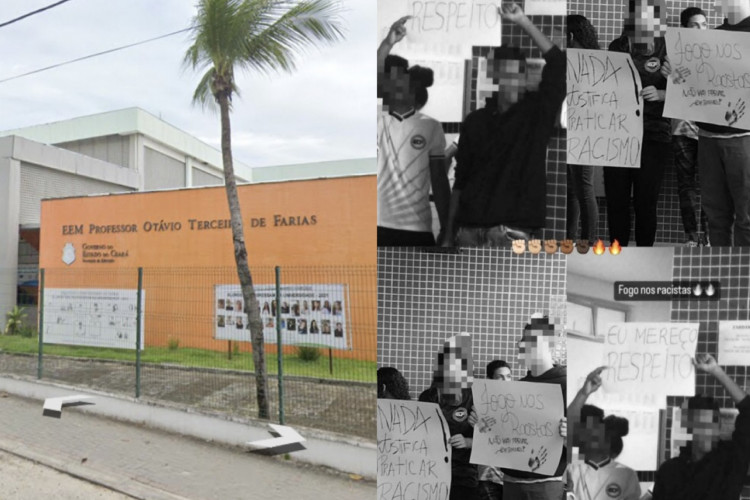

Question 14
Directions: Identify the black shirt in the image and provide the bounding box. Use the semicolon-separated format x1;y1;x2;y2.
652;395;750;500
419;386;477;488
454;46;566;229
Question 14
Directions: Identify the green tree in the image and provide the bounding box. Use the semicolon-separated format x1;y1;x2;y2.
184;0;343;419
4;306;27;336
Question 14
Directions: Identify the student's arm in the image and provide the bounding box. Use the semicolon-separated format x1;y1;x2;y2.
430;157;450;240
499;3;553;55
624;469;642;500
693;354;747;404
568;366;606;425
443;189;461;246
378;16;410;72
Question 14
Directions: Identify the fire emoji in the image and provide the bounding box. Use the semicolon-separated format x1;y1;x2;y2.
609;240;622;255
593;239;606;255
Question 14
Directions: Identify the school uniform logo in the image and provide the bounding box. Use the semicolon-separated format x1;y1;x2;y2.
606;483;622;497
411;135;427;150
644;57;661;73
452;407;468;422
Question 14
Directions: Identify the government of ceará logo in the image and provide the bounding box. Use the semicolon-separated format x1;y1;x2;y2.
62;243;76;265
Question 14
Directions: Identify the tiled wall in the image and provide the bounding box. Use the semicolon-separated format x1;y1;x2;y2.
378;247;567;399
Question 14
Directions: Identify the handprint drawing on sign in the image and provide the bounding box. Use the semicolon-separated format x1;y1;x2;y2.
725;99;746;126
671;66;690;84
477;416;497;434
528;446;548;472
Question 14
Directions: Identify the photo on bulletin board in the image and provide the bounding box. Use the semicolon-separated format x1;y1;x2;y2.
214;284;350;350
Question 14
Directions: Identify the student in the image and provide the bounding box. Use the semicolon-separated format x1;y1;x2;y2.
377;17;451;247
501;315;567;499
377;367;411;400
567;367;640;500
652;353;750;500
605;0;672;246
419;334;478;499
566;15;600;245
669;7;709;246
478;360;512;500
447;3;565;246
695;0;750;246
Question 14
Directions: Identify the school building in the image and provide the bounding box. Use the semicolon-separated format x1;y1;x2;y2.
0;108;375;356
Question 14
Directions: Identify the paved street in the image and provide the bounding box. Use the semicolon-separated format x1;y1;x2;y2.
0;394;374;500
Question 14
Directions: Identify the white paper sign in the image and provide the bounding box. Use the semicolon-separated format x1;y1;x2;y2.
664;27;750;130
524;0;565;16
214;284;349;349
377;399;452;500
718;320;750;365
601;322;699;396
567;49;644;168
43;288;144;349
378;0;503;122
470;379;564;476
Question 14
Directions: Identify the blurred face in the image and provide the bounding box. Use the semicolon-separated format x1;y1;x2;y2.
682;408;721;454
624;0;668;52
686;14;708;29
435;334;473;403
578;417;610;456
492;366;512;381
492;58;527;110
381;66;413;109
719;0;750;24
518;333;554;373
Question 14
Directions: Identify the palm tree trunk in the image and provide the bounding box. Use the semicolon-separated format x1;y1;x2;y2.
217;91;270;420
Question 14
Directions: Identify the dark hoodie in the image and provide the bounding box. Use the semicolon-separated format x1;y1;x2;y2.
696;16;750;135
419;386;477;489
501;365;568;481
453;46;565;229
652;395;750;500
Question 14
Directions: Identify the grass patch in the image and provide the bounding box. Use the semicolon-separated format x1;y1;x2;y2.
0;335;375;382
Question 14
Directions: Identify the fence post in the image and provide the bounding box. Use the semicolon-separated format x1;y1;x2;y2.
275;266;284;425
37;268;45;380
135;267;143;398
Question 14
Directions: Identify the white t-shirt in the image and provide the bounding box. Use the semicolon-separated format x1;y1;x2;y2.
377;109;445;233
566;459;640;500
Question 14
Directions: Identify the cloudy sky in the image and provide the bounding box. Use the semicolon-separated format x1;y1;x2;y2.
0;0;375;168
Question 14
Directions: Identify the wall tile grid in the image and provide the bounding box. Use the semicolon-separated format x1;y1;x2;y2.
666;247;750;497
378;247;567;400
569;0;723;245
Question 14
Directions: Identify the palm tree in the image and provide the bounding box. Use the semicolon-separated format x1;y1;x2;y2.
185;0;343;419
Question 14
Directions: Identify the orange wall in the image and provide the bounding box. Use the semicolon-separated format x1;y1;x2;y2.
39;176;376;359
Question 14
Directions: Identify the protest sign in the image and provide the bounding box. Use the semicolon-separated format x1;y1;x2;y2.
567;49;644;168
718;320;750;366
377;399;452;500
601;322;699;396
470;379;564;476
524;0;565;15
664;27;750;130
378;0;502;122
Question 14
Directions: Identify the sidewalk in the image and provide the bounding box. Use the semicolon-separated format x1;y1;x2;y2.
0;376;375;499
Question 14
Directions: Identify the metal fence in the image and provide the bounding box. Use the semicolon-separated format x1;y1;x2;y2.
0;265;376;440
